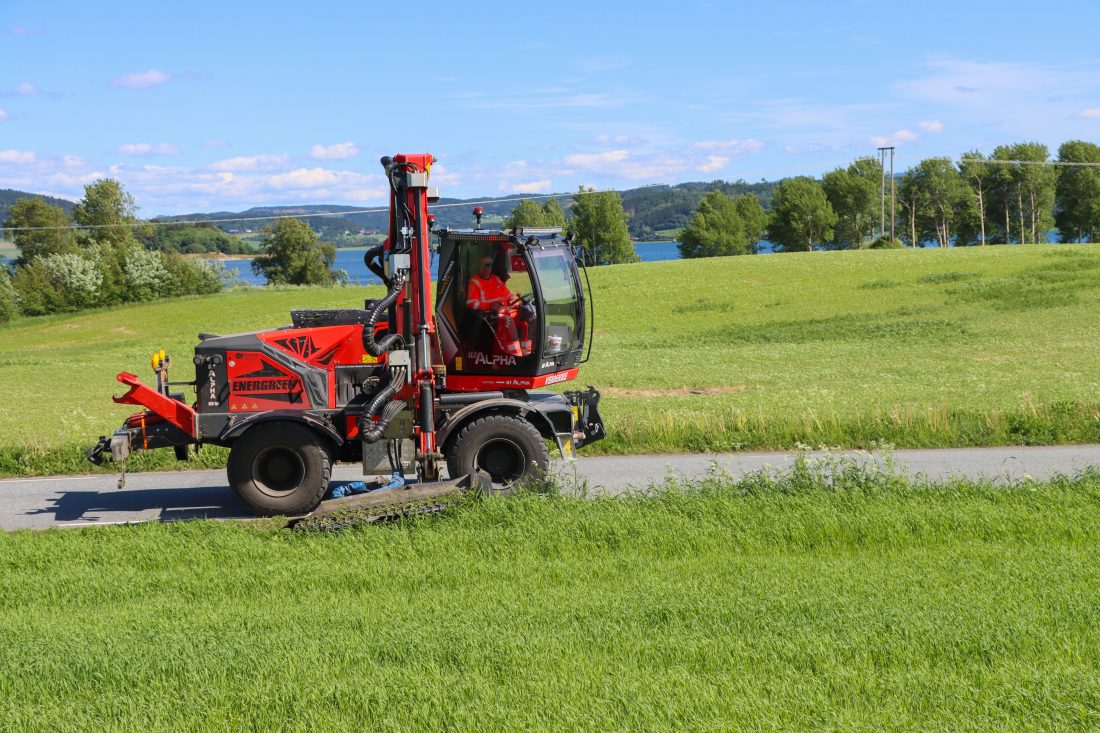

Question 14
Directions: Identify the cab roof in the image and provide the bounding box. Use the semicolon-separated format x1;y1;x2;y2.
436;226;566;243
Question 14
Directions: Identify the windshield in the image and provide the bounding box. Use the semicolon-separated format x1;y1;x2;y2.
530;248;582;356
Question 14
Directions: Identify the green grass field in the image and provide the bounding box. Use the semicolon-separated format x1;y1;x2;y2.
1;244;1099;476
2;465;1099;731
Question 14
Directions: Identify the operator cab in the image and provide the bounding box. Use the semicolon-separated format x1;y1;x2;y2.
435;226;588;382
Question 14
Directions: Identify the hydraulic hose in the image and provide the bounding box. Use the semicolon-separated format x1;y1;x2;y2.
363;244;390;287
359;366;406;443
362;400;407;444
362;273;406;357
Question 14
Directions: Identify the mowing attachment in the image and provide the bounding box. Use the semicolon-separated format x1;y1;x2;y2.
288;472;489;531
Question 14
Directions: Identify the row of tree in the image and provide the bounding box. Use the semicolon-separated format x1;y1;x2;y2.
674;140;1100;255
1;180;228;322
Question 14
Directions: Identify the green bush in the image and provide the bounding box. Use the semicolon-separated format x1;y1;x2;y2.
12;258;67;315
863;236;904;249
0;268;16;323
123;247;171;302
161;252;226;296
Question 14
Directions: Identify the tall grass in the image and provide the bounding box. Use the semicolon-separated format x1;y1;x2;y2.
2;245;1100;476
2;464;1100;731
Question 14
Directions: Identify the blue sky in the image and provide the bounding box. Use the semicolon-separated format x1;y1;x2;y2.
2;0;1099;215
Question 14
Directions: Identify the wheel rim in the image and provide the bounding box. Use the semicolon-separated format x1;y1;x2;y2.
475;438;526;483
252;445;306;497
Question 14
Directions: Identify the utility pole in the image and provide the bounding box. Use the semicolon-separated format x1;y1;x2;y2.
877;146;894;241
888;147;895;243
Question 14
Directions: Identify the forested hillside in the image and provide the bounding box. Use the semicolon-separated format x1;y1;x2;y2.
0;189;75;227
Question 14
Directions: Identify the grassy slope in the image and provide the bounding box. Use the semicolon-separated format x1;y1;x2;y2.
593;245;1100;453
2;469;1099;731
1;245;1099;476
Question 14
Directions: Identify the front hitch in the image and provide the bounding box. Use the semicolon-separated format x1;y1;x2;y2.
565;386;605;448
86;428;134;466
87;435;112;466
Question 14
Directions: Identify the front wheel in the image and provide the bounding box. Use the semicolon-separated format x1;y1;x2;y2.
227;422;331;516
446;415;550;491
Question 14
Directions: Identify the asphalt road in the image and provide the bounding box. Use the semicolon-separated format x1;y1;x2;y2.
3;444;1100;530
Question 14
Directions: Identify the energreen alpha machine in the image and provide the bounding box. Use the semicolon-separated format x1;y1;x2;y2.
88;154;604;522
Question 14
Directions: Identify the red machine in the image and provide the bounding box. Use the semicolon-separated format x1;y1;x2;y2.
88;154;604;517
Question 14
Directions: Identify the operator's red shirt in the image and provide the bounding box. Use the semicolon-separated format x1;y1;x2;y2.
466;274;511;311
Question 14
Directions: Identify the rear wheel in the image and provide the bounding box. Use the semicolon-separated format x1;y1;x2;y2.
227;422;331;516
446;414;549;491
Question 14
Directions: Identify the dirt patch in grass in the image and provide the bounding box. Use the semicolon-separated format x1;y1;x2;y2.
604;385;752;398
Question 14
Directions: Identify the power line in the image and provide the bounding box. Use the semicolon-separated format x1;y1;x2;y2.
949;157;1100;168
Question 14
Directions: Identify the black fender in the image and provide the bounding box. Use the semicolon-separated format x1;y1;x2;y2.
437;396;572;449
218;410;344;448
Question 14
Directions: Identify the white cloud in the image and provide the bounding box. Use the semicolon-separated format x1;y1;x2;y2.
563;148;739;181
500;180;551;194
15;82;38;96
0;108;7;122
693;138;765;153
0;149;36;164
266;167;343;189
208;153;291;172
1081;108;1100;119
918;119;944;133
116;142;180;157
310;141;359;160
698;155;730;173
564;150;630;169
111;69;171;89
869;129;919;147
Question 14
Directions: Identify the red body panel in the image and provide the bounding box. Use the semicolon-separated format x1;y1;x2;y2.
446;368;579;392
225;350;309;412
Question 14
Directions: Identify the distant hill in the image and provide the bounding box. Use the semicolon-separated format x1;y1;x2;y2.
0;189;76;227
2;179;782;245
165;180;781;242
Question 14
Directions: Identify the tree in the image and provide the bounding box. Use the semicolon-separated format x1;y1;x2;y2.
568;188;638;265
504;198;567;229
766;177;837;252
252;218;338;285
3;197;78;264
678;191;758;258
73;178;142;250
989;143;1055;244
1055;140;1100;243
906;158;973;248
541;198;566;227
821;157;881;248
735;194;768;253
958;152;993;245
73;179;145;304
896;171;921;247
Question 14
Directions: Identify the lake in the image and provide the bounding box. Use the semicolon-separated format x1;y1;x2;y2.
220;240;687;286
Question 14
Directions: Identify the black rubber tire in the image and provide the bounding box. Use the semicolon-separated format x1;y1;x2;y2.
446;414;550;490
227;422;331;516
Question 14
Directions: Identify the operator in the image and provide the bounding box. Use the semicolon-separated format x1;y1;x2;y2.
467;256;534;357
